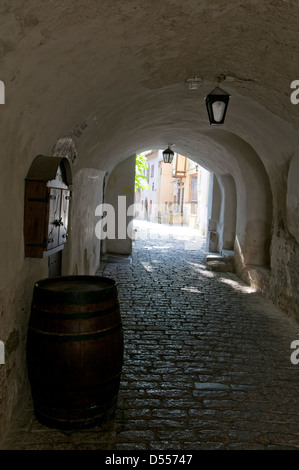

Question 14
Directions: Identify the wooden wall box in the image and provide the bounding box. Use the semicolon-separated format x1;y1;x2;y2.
24;155;72;258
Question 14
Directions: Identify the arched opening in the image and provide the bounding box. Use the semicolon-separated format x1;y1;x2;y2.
134;150;210;234
88;131;273;283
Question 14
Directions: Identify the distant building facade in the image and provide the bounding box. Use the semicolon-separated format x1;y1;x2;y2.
135;150;210;236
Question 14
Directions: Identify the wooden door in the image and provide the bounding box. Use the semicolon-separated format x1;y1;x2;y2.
46;188;61;251
59;190;70;245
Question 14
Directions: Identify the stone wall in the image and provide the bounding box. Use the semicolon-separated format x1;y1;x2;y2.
269;162;299;320
234;160;299;322
0;262;47;444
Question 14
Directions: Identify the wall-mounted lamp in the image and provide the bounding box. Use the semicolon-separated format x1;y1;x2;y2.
162;145;175;164
205;86;231;125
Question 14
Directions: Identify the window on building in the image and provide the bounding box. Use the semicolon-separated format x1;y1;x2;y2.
190;175;197;215
151;164;154;178
190;174;198;202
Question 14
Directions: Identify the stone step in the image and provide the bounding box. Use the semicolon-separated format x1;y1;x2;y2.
206;251;234;272
221;249;235;262
101;253;132;264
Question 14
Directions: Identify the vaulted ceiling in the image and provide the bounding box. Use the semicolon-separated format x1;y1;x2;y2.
1;0;299;176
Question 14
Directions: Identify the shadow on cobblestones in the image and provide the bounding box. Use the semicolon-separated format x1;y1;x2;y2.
1;221;299;451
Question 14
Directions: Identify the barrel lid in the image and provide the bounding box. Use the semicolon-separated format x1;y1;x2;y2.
33;275;118;305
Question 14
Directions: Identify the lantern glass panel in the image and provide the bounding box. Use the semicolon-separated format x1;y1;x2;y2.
212;100;226;122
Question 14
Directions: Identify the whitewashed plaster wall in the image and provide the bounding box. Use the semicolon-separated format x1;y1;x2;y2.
62;167;107;276
218;174;237;252
103;156;136;256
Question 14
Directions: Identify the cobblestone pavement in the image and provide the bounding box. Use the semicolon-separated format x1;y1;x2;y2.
1;221;299;450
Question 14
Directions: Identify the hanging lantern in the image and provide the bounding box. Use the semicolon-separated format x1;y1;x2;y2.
205;86;231;125
162;146;174;164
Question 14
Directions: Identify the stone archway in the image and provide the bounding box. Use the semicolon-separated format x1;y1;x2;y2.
199;130;273;272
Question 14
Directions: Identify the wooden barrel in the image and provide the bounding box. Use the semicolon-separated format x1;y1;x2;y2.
26;275;124;429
